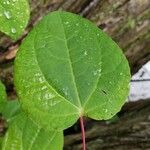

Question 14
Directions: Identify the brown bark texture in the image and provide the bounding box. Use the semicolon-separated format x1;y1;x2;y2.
0;0;150;150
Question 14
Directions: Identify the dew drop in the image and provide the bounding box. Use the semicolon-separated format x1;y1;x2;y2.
98;62;102;66
76;23;79;26
38;77;43;83
50;99;61;107
6;0;10;4
3;10;11;19
98;69;101;73
50;100;56;107
84;51;87;56
41;86;47;90
75;30;78;33
18;91;22;95
105;109;108;113
45;93;55;99
65;21;69;25
63;87;68;96
93;69;101;76
35;73;40;77
41;44;46;48
11;28;16;33
93;71;97;76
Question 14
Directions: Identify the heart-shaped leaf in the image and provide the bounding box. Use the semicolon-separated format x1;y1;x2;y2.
2;113;63;150
0;0;30;40
14;11;130;131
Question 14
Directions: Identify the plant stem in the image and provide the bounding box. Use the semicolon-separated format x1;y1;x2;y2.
80;116;86;150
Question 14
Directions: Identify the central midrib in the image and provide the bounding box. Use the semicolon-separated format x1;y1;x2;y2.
58;13;82;109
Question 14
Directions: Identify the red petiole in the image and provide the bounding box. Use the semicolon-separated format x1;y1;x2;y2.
80;116;86;150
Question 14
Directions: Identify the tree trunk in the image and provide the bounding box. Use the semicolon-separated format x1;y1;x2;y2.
0;0;149;149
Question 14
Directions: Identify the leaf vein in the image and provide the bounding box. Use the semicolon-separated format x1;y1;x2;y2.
33;32;79;110
58;12;82;109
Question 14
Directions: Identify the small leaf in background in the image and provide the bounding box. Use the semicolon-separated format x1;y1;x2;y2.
0;81;20;123
0;81;7;111
14;11;131;131
0;81;6;103
1;100;21;123
2;113;63;150
0;137;3;149
0;0;30;40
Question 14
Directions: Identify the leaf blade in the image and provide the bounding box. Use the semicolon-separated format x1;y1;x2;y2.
2;113;63;150
1;100;21;123
14;11;130;130
0;0;30;40
0;81;7;103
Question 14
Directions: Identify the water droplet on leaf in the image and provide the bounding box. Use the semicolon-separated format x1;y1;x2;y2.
76;23;79;26
105;109;108;113
3;10;11;19
45;93;55;99
65;21;69;25
6;0;10;4
11;28;16;33
41;86;47;90
84;51;87;56
63;87;69;96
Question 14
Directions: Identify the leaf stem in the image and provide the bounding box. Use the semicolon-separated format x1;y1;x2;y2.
80;116;86;150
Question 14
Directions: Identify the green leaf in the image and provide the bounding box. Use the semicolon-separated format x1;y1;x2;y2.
0;81;7;112
0;0;30;40
0;81;21;122
2;113;63;150
1;100;21;122
0;81;6;104
0;137;3;149
14;11;131;131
